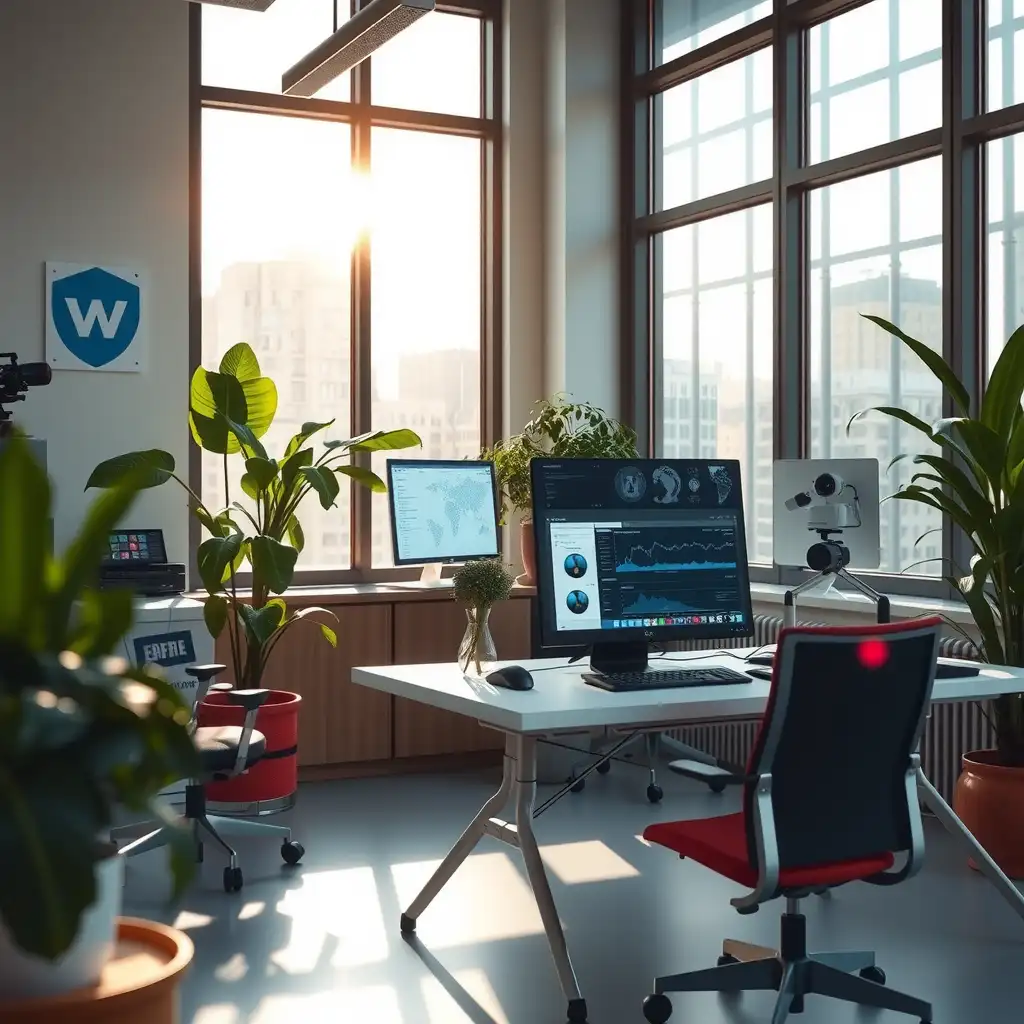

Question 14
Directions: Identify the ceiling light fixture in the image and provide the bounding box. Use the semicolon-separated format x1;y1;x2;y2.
282;0;435;97
182;0;279;10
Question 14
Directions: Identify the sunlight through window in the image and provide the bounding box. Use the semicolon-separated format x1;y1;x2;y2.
421;968;511;1024
540;840;640;884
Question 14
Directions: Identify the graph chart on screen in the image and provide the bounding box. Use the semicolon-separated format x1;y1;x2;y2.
613;532;737;573
621;592;700;616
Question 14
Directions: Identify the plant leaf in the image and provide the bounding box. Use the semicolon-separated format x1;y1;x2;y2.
0;437;50;640
193;503;228;538
861;314;971;411
203;594;229;639
197;533;243;595
223;415;269;461
334;464;387;493
299;466;341;509
285;420;335;459
249;536;298;595
280;448;314;492
218;342;261;382
847;405;932;438
85;450;175;491
330;428;422;452
320;622;338;647
237;601;286;647
244;456;279;492
981;320;1024;440
239;376;278;441
190;369;246;454
286;515;305;553
70;588;135;659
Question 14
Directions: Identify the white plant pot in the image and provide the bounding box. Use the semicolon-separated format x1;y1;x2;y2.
0;853;124;1001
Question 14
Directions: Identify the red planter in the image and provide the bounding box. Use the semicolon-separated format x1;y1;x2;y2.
953;749;1024;880
198;690;301;804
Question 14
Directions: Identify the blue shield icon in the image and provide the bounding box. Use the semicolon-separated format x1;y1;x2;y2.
51;267;141;367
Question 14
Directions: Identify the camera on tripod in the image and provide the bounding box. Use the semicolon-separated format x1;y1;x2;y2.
0;353;52;436
784;471;864;574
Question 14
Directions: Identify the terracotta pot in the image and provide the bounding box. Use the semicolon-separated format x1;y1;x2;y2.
519;520;537;586
953;749;1024;879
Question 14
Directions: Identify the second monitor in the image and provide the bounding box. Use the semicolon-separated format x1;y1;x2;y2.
388;459;500;583
531;458;753;674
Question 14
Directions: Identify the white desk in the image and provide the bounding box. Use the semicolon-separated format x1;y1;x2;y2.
352;653;1024;1023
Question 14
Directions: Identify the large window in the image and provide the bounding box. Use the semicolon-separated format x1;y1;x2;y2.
631;0;1024;593
196;0;500;579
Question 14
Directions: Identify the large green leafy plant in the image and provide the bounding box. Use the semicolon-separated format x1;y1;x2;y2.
850;315;1024;765
0;436;197;960
482;396;639;523
88;343;420;690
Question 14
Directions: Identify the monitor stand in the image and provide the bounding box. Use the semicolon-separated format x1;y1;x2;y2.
420;562;443;583
590;641;649;676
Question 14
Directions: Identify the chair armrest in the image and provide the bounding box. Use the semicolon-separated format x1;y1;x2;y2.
227;688;272;711
668;759;753;786
229;689;271;775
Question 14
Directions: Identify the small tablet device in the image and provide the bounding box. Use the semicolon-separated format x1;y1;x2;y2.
103;529;167;565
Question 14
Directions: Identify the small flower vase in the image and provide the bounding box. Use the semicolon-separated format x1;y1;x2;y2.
459;606;496;676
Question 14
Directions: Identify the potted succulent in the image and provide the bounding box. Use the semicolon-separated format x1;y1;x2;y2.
451;558;515;675
0;435;197;1000
87;342;421;693
482;396;638;584
851;315;1024;877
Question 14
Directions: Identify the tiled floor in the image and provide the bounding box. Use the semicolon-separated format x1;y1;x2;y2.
122;764;1024;1024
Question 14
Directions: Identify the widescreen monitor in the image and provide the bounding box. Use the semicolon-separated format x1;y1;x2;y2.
531;458;753;670
387;460;500;570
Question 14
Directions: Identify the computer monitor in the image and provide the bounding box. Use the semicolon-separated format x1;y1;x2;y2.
531;458;753;674
387;459;500;583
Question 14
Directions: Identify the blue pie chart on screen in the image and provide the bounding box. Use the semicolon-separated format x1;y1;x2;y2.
564;553;588;578
566;590;589;614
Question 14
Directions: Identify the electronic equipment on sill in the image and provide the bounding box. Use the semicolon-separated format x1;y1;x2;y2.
98;529;186;596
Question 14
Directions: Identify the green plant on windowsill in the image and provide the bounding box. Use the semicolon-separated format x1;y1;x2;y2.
87;342;421;692
0;435;197;963
849;315;1024;765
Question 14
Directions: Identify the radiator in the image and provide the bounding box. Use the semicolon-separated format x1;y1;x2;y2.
669;615;995;803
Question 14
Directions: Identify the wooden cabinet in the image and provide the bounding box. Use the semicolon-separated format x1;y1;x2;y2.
211;591;534;770
215;603;393;765
392;599;532;757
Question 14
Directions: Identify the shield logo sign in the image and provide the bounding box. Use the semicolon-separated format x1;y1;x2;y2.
46;262;147;372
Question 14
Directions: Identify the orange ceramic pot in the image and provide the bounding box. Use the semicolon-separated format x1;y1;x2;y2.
519;520;537;586
953;750;1024;879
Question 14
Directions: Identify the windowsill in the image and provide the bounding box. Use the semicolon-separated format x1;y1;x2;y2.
184;582;537;606
750;582;975;626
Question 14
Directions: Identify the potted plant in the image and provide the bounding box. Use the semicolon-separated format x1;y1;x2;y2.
482;396;638;584
451;558;515;674
851;314;1024;877
87;342;421;693
0;435;197;1000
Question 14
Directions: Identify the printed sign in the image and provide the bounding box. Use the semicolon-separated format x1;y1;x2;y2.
133;630;197;670
45;262;147;373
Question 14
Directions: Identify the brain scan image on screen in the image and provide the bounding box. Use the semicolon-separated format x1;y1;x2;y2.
614;466;647;502
652;465;681;504
566;590;590;614
564;553;588;578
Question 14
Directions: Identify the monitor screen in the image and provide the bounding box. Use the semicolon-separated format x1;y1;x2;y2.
531;459;753;648
103;529;167;565
388;460;500;566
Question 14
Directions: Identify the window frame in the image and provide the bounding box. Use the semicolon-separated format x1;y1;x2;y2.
625;0;1024;599
188;0;503;585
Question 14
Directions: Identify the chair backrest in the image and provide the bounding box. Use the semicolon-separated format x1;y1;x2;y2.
743;617;941;872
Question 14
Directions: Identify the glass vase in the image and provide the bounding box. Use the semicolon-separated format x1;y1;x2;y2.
459;606;496;676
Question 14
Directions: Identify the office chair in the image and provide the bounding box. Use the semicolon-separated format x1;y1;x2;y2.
640;618;942;1024
117;664;305;892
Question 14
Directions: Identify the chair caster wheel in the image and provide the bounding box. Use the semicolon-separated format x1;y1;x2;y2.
281;840;305;865
647;784;664;804
570;778;586;793
717;953;739;966
709;779;727;794
596;759;611;774
859;966;886;985
642;993;673;1024
223;867;243;893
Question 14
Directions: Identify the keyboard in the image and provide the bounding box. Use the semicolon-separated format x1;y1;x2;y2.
582;666;751;693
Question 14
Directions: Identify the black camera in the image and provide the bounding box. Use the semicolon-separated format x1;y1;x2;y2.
806;537;851;573
0;353;52;435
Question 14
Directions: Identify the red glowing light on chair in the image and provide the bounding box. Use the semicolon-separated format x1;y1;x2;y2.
857;638;889;670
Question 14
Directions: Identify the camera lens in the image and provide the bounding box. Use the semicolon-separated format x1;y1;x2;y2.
806;539;850;573
813;472;838;497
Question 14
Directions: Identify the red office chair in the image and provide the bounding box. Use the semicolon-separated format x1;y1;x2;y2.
641;618;942;1024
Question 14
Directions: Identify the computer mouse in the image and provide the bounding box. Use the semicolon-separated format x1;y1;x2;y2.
486;665;535;691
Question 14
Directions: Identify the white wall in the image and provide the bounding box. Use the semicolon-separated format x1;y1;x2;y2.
0;0;191;558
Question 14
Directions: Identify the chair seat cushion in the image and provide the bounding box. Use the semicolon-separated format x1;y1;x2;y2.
644;813;894;891
194;726;266;774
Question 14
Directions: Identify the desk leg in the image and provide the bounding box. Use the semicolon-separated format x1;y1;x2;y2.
400;743;515;930
400;733;587;1022
513;734;587;1022
917;767;1024;922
